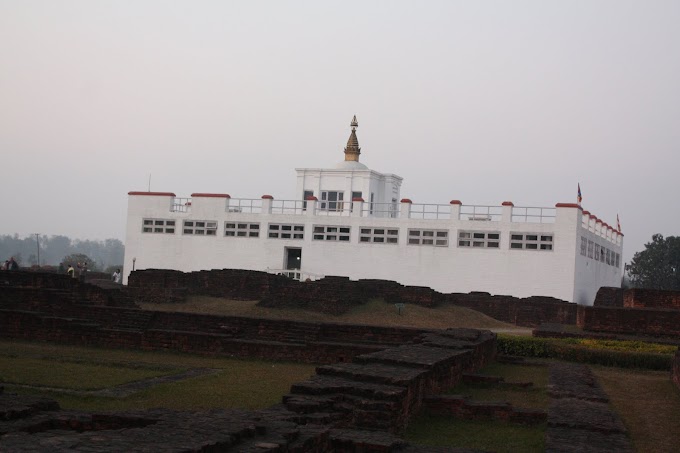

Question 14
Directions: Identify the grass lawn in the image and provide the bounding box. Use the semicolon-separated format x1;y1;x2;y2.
405;416;546;452
0;340;316;411
447;362;550;410
141;296;531;333
594;366;680;453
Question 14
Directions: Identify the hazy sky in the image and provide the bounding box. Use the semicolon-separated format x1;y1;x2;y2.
1;1;679;265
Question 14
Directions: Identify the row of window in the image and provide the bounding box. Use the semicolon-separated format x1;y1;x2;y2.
580;237;621;268
142;219;554;251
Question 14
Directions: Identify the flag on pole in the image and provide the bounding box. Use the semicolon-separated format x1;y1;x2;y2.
577;183;582;205
617;214;621;232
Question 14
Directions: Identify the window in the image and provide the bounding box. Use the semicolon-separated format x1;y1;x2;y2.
302;190;314;210
320;191;344;211
313;225;350;241
351;191;362;200
408;229;448;246
142;219;175;234
587;240;594;258
459;231;500;248
510;233;553;251
606;248;611;265
268;223;304;239
580;237;587;256
599;246;605;262
183;220;217;236
225;222;260;238
360;227;398;244
615;253;620;268
390;198;398;218
370;193;375;215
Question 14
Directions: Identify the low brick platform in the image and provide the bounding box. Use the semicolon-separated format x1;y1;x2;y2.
0;328;496;451
423;395;546;425
545;363;633;452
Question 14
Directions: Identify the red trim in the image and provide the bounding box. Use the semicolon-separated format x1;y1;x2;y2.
261;195;274;199
128;191;176;197
501;201;514;206
582;210;590;215
449;200;462;205
400;198;413;203
555;203;582;209
191;193;230;198
596;219;603;224
352;197;365;202
590;215;598;221
305;196;318;201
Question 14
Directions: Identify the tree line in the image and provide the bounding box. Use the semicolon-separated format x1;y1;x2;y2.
0;234;124;272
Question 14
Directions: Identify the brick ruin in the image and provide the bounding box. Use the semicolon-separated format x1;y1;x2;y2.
127;268;578;327
0;270;502;451
673;350;680;391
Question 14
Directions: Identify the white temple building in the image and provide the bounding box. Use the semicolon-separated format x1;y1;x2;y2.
123;117;623;305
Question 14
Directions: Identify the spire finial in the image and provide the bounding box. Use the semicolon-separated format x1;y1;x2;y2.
344;115;361;162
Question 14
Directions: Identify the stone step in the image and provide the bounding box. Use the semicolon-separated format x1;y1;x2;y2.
353;344;471;370
290;375;407;401
316;362;428;387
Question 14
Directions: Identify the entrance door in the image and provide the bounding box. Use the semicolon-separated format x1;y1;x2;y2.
284;247;302;280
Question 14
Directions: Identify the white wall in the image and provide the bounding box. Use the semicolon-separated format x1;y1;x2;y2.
123;194;613;303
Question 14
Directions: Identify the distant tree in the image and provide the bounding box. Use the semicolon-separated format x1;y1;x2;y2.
627;234;680;291
61;253;99;272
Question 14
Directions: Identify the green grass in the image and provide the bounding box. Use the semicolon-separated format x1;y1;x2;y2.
447;363;549;410
0;340;316;411
404;416;545;452
0;357;176;390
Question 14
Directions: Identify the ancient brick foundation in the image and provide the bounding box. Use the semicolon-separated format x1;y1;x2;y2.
578;306;680;338
594;286;680;309
128;269;578;327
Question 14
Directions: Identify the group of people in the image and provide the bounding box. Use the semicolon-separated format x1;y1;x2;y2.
66;262;88;281
0;257;19;271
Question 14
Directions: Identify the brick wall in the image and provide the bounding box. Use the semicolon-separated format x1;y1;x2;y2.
580;306;680;338
673;349;680;391
593;287;624;307
623;288;680;309
127;269;578;327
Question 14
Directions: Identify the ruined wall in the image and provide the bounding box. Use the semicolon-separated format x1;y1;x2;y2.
623;288;680;309
593;287;624;307
673;349;680;391
579;306;680;338
127;269;579;327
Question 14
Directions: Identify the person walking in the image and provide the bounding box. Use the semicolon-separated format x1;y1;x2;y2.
112;269;121;284
7;257;19;271
67;264;75;278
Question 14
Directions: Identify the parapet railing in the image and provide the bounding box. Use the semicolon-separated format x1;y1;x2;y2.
171;198;192;213
459;205;502;222
361;202;400;218
511;207;556;223
314;203;352;216
271;199;306;215
228;198;262;214
409;203;451;220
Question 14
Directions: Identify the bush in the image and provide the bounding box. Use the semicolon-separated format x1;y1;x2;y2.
498;335;672;370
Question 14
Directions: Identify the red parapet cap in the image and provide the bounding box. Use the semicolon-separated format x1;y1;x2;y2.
400;198;413;203
261;195;274;199
449;200;462;205
191;193;230;198
128;191;176;197
582;210;591;215
501;201;514;206
596;219;603;224
555;203;582;209
352;197;365;202
305;195;318;201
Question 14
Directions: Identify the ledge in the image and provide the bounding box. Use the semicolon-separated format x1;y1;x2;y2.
554;203;582;209
128;191;176;197
190;193;230;198
400;198;413;204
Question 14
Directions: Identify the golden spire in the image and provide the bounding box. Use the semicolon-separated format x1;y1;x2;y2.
344;115;361;162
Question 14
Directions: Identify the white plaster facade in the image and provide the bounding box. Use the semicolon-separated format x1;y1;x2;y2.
123;121;623;305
